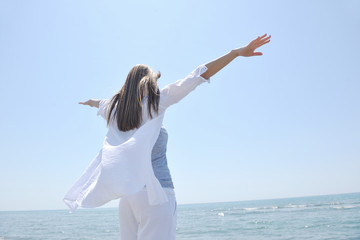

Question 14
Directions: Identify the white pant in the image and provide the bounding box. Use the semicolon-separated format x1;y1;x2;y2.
119;187;177;240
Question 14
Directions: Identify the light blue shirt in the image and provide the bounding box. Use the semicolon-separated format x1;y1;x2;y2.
151;126;174;188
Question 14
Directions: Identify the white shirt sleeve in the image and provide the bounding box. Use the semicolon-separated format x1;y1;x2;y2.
159;65;210;110
97;99;111;119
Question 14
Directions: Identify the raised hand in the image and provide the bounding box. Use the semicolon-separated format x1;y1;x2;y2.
79;99;100;108
234;34;271;57
79;100;92;107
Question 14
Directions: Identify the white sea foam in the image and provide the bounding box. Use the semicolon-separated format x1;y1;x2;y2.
331;205;356;209
284;204;307;208
264;206;278;209
218;212;225;216
243;206;278;211
243;207;259;211
331;206;343;209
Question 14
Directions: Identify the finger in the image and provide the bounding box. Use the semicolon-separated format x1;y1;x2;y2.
250;38;261;47
261;35;271;42
249;38;258;46
257;36;271;44
252;35;263;43
256;39;271;48
252;35;268;46
255;37;271;46
259;33;267;39
262;39;271;45
253;52;263;56
250;34;270;48
256;35;271;45
263;35;271;41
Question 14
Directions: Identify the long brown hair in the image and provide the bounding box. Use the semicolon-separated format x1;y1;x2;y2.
107;64;161;131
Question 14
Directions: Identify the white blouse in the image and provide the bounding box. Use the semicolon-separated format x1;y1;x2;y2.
63;65;210;212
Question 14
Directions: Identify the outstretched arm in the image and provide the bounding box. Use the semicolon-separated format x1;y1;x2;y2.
79;99;101;108
201;34;271;79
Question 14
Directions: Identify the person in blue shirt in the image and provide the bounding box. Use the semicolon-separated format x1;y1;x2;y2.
76;34;271;240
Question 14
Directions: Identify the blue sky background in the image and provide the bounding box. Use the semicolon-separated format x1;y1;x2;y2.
0;0;359;211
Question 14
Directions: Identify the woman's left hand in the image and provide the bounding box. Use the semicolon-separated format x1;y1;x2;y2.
234;34;271;57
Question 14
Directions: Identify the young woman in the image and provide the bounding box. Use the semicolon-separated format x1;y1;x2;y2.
71;34;271;240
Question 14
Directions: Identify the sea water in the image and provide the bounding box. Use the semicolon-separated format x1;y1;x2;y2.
0;192;359;240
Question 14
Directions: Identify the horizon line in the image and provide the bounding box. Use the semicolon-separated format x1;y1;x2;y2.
1;191;359;212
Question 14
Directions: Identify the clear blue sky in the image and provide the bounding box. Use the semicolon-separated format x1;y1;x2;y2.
1;0;359;211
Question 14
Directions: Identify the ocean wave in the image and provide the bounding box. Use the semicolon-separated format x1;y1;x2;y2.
240;202;359;213
283;204;307;208
243;207;260;211
243;206;279;211
331;205;357;210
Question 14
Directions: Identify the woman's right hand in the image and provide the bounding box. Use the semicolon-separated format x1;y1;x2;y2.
79;99;100;108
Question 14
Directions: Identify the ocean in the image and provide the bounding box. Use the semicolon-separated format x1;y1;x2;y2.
0;192;359;240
